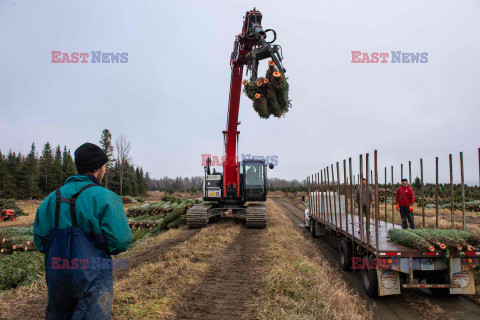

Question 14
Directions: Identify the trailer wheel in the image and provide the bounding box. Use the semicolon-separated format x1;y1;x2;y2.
362;255;379;298
340;238;353;271
310;220;317;238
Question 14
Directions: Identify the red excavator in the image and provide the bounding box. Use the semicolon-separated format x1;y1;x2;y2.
187;8;286;229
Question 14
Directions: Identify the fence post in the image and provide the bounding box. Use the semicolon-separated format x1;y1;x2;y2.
409;161;412;186
391;166;395;227
420;159;425;228
320;171;325;221
366;153;371;246
449;154;454;228
359;154;364;243
336;162;342;230
331;164;338;227
349;158;354;241
384;167;387;224
435;157;439;229
374;150;379;254
460;152;466;231
343;160;348;233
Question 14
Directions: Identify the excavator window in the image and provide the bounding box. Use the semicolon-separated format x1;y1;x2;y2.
244;162;265;196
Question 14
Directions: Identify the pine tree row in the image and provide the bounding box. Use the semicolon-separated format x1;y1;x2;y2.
0;129;147;199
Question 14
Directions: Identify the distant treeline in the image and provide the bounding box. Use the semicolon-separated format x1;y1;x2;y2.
144;176;308;194
0;130;147;199
145;175;480;200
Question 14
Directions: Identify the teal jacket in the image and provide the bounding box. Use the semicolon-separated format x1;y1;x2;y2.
34;175;132;255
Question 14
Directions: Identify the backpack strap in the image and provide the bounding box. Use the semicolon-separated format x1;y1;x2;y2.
54;189;61;228
55;184;98;228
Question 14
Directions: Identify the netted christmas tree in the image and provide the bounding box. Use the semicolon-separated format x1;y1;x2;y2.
388;228;435;251
243;60;291;119
388;228;479;251
407;229;448;250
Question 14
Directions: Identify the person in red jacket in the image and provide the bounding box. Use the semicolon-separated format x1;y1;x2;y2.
395;178;415;229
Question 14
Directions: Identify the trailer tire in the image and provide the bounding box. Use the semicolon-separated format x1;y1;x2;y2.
362;255;379;298
340;238;353;271
310;220;317;238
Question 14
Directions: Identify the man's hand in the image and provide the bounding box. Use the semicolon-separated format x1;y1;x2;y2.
395;204;400;210
409;206;414;212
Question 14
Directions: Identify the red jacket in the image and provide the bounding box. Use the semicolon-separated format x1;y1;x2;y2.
395;185;415;206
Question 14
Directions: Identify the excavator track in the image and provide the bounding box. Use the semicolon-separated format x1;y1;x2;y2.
187;203;212;229
246;203;267;229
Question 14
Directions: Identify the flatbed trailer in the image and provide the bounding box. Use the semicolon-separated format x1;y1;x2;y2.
303;151;480;297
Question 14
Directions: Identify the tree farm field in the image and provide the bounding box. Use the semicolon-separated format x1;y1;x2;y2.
0;193;373;320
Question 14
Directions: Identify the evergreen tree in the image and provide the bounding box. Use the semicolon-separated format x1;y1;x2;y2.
52;145;64;189
0;151;15;198
39;142;55;195
0;140;149;199
24;143;40;199
413;176;421;189
138;168;147;195
6;151;21;198
62;146;76;181
99;129;114;189
52;145;64;190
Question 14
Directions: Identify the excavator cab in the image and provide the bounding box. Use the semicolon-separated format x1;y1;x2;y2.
241;159;268;201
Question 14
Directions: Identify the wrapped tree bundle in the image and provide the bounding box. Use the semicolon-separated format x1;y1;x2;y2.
265;60;276;78
161;195;183;203
243;61;291;119
425;229;478;249
456;238;474;252
388;228;435;251
409;229;447;250
253;94;270;119
167;214;187;229
265;87;283;117
451;230;480;246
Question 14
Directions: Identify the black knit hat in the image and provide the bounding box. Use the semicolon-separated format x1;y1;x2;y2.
74;143;108;174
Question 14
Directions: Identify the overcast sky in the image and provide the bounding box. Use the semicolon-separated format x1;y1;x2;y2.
1;0;479;185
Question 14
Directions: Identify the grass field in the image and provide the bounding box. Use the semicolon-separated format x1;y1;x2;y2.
0;191;479;319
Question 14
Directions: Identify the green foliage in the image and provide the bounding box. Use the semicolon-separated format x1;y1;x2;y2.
161;195;183;203
0;130;148;199
389;228;480;251
121;195;140;204
388;228;435;251
167;214;186;229
0;226;33;239
61;146;76;182
99;129;114;189
243;64;291;119
39;142;55;195
0;251;44;290
0;199;25;216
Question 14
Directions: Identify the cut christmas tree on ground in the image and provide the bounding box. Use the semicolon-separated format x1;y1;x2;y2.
243;60;291;119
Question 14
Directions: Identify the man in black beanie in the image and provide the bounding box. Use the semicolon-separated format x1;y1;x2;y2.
34;142;132;320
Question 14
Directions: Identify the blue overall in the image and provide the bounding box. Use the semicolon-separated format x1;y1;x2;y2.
44;184;113;320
